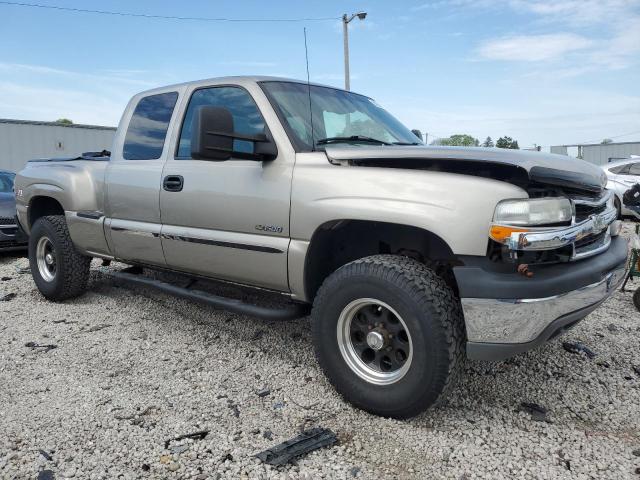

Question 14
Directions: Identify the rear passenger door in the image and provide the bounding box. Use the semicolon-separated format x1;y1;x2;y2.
105;91;179;265
159;84;293;291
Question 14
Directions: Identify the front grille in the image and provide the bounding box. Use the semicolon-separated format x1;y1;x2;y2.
575;203;606;223
0;226;18;236
0;216;15;225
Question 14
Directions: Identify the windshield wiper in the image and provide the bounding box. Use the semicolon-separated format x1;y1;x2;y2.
391;141;421;145
316;135;391;146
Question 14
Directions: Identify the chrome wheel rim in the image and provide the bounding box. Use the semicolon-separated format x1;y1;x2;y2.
337;298;413;385
36;236;56;282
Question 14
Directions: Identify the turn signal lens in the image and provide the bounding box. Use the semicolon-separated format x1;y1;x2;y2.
489;225;530;244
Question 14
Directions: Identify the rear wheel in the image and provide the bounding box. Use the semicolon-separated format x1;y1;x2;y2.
28;215;91;301
311;254;464;419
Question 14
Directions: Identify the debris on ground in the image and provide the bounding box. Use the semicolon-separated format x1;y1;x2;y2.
24;342;58;353
37;470;55;480
15;266;30;274
83;324;112;333
38;450;53;461
256;388;271;398
562;341;596;359
518;402;550;422
263;429;273;441
169;444;189;455
164;430;209;449
632;365;640;377
0;292;16;301
255;427;338;466
607;323;618;333
1;276;12;281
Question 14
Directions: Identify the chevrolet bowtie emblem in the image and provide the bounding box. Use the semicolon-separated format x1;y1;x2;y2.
591;214;606;233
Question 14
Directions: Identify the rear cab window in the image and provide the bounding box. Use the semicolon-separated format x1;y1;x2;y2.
123;92;178;160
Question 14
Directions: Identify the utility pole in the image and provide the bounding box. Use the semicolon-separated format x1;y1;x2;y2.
342;12;367;91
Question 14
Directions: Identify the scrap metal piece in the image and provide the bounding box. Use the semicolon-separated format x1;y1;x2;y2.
255;427;337;466
562;341;596;359
25;342;58;353
164;430;209;449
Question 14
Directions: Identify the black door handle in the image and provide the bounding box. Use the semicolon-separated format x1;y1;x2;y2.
163;175;184;192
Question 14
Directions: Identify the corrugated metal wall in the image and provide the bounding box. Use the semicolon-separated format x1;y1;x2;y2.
581;143;640;166
0;121;116;172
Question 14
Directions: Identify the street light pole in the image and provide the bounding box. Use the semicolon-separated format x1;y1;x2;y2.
342;12;367;91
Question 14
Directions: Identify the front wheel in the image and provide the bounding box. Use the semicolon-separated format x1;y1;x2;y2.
28;215;91;301
311;255;465;419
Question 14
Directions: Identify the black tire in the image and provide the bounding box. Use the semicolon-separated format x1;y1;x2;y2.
614;197;622;220
633;288;640;312
311;254;465;419
28;215;91;301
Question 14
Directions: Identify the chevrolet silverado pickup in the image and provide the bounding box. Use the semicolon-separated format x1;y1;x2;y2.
14;76;628;418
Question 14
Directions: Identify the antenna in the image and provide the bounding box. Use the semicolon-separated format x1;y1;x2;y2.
304;27;315;151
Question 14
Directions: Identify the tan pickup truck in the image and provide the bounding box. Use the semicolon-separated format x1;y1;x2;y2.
14;76;627;418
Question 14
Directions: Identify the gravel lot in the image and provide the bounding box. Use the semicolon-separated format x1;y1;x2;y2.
1;223;639;479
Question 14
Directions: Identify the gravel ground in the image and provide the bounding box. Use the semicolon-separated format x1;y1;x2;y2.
1;223;639;480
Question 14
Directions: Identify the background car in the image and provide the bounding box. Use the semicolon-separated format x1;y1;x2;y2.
602;156;640;217
0;170;27;251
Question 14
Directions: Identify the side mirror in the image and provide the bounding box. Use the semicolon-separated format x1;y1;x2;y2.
191;106;277;161
411;129;423;141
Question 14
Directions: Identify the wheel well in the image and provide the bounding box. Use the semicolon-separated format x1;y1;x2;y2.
304;220;460;302
29;196;64;227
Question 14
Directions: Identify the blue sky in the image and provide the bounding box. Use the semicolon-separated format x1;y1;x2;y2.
0;0;638;150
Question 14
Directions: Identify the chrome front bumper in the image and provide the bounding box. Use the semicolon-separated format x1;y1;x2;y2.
462;264;626;346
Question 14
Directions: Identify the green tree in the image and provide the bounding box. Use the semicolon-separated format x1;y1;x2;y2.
496;136;519;149
437;134;479;147
601;138;613;144
482;136;494;147
55;118;73;125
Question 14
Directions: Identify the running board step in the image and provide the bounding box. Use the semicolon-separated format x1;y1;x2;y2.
111;271;309;321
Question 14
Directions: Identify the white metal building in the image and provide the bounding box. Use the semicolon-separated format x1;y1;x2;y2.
550;141;640;166
0;119;116;172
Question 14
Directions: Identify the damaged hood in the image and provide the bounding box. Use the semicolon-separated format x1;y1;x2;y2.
325;145;607;194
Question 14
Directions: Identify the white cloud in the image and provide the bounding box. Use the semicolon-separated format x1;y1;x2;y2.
477;33;592;61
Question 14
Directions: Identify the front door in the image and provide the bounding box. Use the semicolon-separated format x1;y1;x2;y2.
159;85;293;291
105;91;179;265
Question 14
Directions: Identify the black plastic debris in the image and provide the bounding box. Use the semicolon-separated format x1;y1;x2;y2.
38;449;53;461
164;430;209;449
25;342;58;353
632;365;640;377
0;293;16;302
1;276;12;281
256;389;271;398
37;470;55;480
518;402;549;422
562;341;596;359
263;429;273;441
632;449;640;457
255;427;337;466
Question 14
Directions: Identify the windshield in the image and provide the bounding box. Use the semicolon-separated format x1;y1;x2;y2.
0;172;14;193
260;81;421;151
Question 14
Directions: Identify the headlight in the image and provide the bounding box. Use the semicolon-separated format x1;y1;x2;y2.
489;197;572;244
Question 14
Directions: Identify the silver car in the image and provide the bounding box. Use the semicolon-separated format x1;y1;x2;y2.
602;157;640;217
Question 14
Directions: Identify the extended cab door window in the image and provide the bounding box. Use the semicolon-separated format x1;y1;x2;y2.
123;92;178;160
176;87;265;158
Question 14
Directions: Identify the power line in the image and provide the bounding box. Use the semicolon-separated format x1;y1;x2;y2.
0;1;341;22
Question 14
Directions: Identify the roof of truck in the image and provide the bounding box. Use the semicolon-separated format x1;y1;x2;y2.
135;76;355;97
